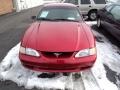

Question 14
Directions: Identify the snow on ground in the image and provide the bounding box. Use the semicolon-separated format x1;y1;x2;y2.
85;21;97;26
0;22;119;90
0;44;84;90
90;30;119;90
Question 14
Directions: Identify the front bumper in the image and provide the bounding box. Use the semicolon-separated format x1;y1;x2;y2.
19;53;96;72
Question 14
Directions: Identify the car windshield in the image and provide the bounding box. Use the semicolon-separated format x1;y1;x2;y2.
110;5;120;20
37;7;82;22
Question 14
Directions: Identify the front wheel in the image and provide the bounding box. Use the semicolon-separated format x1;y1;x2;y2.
88;11;97;21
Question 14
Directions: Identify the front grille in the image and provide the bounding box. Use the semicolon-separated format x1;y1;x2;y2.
41;52;73;58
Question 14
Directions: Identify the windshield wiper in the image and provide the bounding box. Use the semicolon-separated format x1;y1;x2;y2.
37;18;54;21
52;18;79;22
37;18;79;22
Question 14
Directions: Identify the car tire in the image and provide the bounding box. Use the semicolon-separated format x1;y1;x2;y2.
97;18;101;28
88;11;97;21
63;73;70;76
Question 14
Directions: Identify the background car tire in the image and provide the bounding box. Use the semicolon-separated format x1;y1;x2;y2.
88;10;97;21
97;18;101;28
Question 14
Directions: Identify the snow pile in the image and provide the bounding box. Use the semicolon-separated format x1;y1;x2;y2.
82;23;118;90
0;21;119;90
91;41;118;90
91;31;118;90
0;44;84;90
0;44;68;89
85;21;97;26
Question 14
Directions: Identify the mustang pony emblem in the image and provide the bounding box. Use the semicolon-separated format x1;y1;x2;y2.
53;53;62;58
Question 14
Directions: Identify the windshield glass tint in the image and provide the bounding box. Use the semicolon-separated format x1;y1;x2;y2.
37;7;81;21
93;0;106;4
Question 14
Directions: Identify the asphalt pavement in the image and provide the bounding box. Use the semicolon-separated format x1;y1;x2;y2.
0;5;120;90
0;6;42;90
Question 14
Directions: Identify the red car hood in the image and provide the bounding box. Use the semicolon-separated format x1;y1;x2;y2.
22;21;90;52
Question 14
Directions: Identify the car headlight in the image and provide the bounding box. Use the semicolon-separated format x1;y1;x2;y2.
75;48;96;58
20;46;40;57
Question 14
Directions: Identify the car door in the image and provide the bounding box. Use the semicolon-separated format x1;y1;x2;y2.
92;0;106;9
102;5;120;40
102;5;114;25
79;0;91;15
109;5;120;40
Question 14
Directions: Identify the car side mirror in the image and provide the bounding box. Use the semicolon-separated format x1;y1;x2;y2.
31;16;36;20
101;8;106;12
82;15;87;21
107;12;114;19
76;5;79;7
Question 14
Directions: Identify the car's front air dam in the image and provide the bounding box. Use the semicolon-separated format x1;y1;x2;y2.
19;53;96;72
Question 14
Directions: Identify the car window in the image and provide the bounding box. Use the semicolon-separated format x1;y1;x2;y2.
81;0;90;4
93;0;106;4
64;0;78;5
110;5;120;20
37;7;82;21
106;5;113;12
69;0;78;5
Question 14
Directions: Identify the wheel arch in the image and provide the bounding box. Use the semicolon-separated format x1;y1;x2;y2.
88;9;98;15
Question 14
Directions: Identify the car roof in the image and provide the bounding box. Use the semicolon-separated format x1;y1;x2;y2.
44;3;76;8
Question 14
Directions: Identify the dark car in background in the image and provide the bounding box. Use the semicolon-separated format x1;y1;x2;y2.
97;4;120;41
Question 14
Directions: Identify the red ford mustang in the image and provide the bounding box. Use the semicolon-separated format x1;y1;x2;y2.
19;3;97;72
